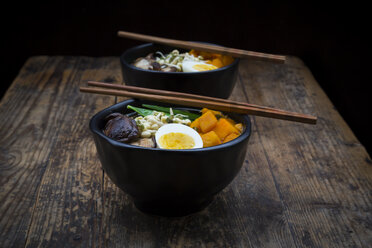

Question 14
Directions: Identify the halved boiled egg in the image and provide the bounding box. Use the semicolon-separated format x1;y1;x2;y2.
182;59;218;72
155;123;203;149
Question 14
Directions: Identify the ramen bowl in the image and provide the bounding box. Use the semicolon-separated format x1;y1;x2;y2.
120;43;240;99
89;99;251;216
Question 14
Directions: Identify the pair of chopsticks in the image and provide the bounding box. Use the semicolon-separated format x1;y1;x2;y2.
80;81;317;125
117;30;286;64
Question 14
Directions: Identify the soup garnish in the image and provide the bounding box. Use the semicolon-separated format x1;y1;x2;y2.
132;49;234;72
102;105;243;149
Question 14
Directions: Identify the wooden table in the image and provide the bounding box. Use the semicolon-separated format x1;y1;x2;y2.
1;56;371;247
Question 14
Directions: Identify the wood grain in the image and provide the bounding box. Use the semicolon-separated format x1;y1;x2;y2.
0;56;119;247
238;57;372;247
0;55;371;247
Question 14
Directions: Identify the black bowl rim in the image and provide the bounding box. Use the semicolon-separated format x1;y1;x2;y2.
90;99;251;153
120;42;240;75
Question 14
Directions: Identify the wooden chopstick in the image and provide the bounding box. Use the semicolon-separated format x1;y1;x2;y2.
87;81;294;114
80;83;317;125
117;30;286;64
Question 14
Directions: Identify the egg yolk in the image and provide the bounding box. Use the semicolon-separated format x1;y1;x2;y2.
192;64;218;71
158;132;195;149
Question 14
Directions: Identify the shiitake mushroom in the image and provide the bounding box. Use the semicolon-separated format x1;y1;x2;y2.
103;113;139;143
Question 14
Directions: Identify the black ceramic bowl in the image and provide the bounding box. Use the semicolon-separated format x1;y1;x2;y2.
120;43;240;99
89;99;251;217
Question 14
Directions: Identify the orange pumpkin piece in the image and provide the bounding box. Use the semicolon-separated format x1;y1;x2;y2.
200;108;210;114
201;108;222;116
212;118;239;140
221;55;234;66
189;117;201;132
211;58;224;68
199;110;218;133
201;131;221;147
223;132;239;143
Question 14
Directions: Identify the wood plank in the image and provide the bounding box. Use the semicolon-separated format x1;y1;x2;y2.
0;56;65;248
239;56;372;247
0;56;120;247
23;56;123;247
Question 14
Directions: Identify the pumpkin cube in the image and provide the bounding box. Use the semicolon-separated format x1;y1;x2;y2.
211;58;224;68
201;108;222;117
212;118;239;140
201;108;209;114
221;55;234;66
199;110;218;133
223;132;239;143
201;131;221;147
189;117;201;132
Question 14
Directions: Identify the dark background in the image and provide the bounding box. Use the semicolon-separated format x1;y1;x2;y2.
2;1;371;155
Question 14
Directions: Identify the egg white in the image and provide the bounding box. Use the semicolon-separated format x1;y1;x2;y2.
181;60;218;72
155;123;203;149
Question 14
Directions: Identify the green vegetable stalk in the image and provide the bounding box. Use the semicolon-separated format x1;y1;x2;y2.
142;104;200;120
127;105;154;117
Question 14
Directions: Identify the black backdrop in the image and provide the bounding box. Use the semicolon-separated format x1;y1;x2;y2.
2;1;371;154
